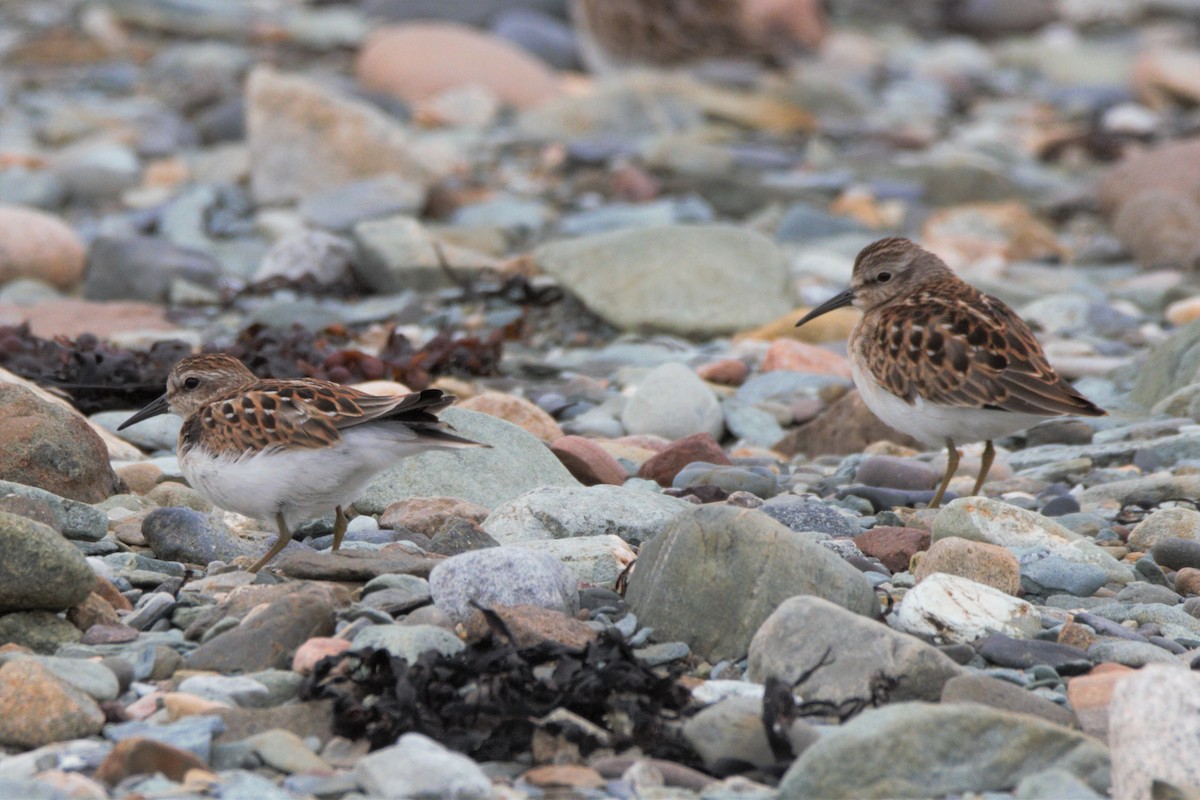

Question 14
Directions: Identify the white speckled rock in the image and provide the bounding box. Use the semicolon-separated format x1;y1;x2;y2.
482;484;692;546
1110;665;1200;800
356;732;491;800
890;572;1041;644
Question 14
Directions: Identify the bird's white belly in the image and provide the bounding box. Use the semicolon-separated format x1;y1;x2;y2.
181;445;384;529
850;359;1047;448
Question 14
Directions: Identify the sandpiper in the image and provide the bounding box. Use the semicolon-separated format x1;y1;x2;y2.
795;237;1105;508
120;353;485;572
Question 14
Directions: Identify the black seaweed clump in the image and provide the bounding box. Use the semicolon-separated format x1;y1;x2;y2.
300;618;697;765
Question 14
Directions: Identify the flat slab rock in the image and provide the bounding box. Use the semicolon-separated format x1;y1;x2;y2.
277;547;445;580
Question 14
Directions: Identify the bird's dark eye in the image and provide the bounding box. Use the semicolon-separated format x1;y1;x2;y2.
183;377;201;390
876;271;892;283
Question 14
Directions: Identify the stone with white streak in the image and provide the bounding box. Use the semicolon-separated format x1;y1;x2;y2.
890;572;1042;644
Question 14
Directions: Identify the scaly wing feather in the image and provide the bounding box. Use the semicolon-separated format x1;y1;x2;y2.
860;283;1105;418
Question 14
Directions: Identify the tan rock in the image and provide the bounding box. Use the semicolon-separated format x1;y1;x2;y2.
913;536;1021;595
0;205;85;289
760;338;852;378
522;764;606;789
920;202;1066;266
356;23;563;110
0;384;121;502
292;637;352;675
458;392;562;442
246;66;443;205
0;299;175;340
737;306;859;344
1097;136;1200;216
378;496;490;537
774;389;923;457
1111;189;1200;269
1133;48;1200;109
162;692;231;720
462;603;597;649
1174;567;1200;596
1165;296;1200;327
115;462;162;495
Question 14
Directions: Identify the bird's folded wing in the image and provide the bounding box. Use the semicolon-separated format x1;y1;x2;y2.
863;292;1103;417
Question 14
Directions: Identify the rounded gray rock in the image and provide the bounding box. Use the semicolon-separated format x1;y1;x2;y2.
621;362;724;441
142;507;255;565
429;546;578;623
626;504;878;662
0;511;94;613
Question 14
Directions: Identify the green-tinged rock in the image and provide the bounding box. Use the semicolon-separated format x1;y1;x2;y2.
626;504;877;662
778;702;1110;799
356;409;580;513
0;480;107;542
1130;318;1200;409
747;596;964;704
533;224;793;337
0;512;93;613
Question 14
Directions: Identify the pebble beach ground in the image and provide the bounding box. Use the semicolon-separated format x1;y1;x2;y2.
3;0;1200;798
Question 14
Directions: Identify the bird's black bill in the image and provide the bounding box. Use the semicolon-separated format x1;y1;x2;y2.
795;288;855;327
118;394;170;430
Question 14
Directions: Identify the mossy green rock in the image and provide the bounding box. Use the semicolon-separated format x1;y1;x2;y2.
0;511;93;613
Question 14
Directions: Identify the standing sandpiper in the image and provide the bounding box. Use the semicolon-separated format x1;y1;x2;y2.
120;354;486;572
795;237;1105;508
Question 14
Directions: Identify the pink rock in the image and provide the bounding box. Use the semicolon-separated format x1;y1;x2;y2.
0;299;175;339
760;338;852;378
854;526;930;574
0;205;85;289
292;637;351;675
638;432;730;487
551;436;628;486
696;358;749;386
356;23;563;110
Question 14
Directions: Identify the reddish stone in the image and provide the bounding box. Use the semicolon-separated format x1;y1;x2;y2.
1067;664;1135;742
696;358;749;386
356;23;563;110
463;604;597;649
67;593;121;631
854;526;930;573
95;737;209;785
550;436;627;486
637;432;730;487
523;764;606;789
760;338;852;378
92;575;133;612
81;624;140;645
